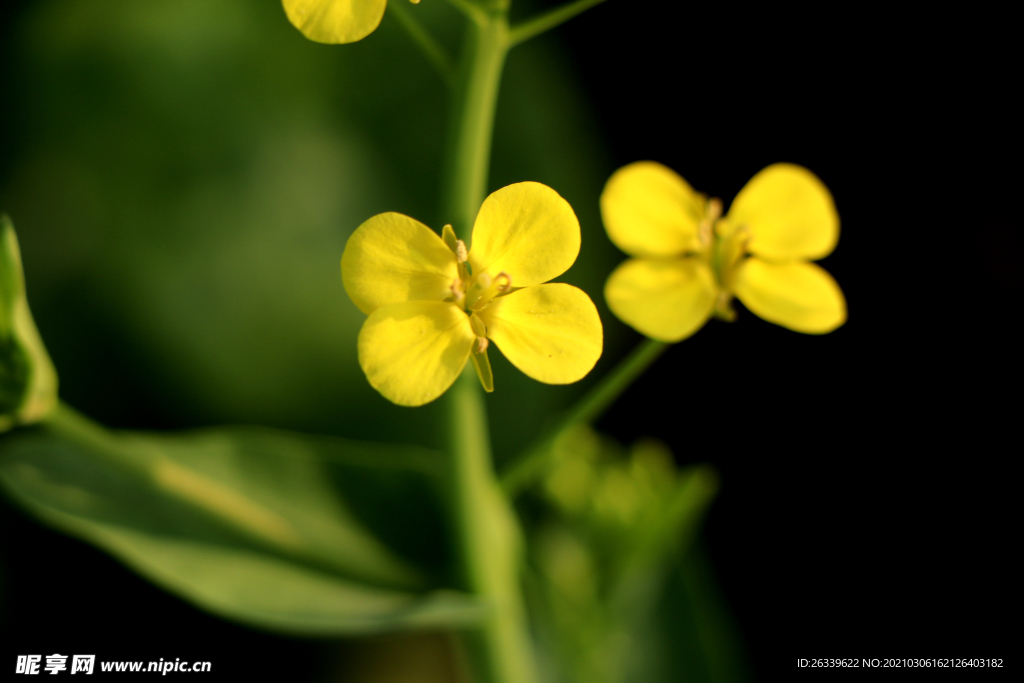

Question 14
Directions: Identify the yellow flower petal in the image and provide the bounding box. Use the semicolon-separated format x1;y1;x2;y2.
476;284;602;385
342;212;458;315
358;301;475;406
600;161;706;258
733;258;846;334
468;182;580;288
282;0;387;44
604;257;716;342
725;163;839;261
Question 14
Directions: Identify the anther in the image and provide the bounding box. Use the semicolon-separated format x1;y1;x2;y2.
699;220;712;247
494;272;511;292
449;279;465;303
475;337;489;354
699;198;724;247
707;197;723;223
455;239;468;264
735;224;751;249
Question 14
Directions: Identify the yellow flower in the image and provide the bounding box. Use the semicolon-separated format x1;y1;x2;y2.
601;162;846;341
282;0;421;45
342;182;603;406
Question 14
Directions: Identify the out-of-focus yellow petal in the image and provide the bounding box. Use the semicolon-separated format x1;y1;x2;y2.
600;161;705;258
733;258;846;334
476;284;602;385
604;258;716;342
342;212;458;315
468;182;580;288
358;301;474;406
726;163;839;261
282;0;387;44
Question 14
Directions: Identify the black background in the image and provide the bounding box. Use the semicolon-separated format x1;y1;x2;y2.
561;1;1017;679
2;1;1017;680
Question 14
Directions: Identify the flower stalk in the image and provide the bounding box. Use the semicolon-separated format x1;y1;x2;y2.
387;3;456;88
501;337;669;497
508;0;611;47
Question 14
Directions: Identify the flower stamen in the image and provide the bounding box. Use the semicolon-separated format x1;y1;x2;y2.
698;197;723;248
448;278;466;305
707;197;723;223
467;271;511;311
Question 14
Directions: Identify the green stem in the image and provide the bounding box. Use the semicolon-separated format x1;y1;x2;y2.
508;0;611;47
444;0;489;23
501;337;668;496
443;10;509;230
387;3;456;88
442;8;534;683
448;368;535;683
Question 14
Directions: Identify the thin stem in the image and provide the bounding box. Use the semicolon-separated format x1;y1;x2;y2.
508;0;611;47
387;3;456;88
445;0;489;23
501;337;668;496
43;401;124;461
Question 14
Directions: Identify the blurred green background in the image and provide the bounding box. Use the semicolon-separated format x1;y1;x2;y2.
1;0;1016;680
0;1;691;680
0;0;625;455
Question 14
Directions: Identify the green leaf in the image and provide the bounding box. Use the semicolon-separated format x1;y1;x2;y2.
0;216;58;431
0;405;484;635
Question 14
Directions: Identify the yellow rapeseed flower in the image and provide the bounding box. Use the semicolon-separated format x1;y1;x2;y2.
601;162;846;341
282;0;421;45
342;182;603;406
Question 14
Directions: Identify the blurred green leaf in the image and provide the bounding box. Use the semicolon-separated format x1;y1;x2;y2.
0;216;58;431
542;426;718;586
0;405;483;634
528;426;724;683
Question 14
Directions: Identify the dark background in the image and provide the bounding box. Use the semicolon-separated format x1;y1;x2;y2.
1;0;1017;680
561;1;1017;678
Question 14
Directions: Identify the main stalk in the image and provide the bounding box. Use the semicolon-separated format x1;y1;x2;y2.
442;6;536;683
